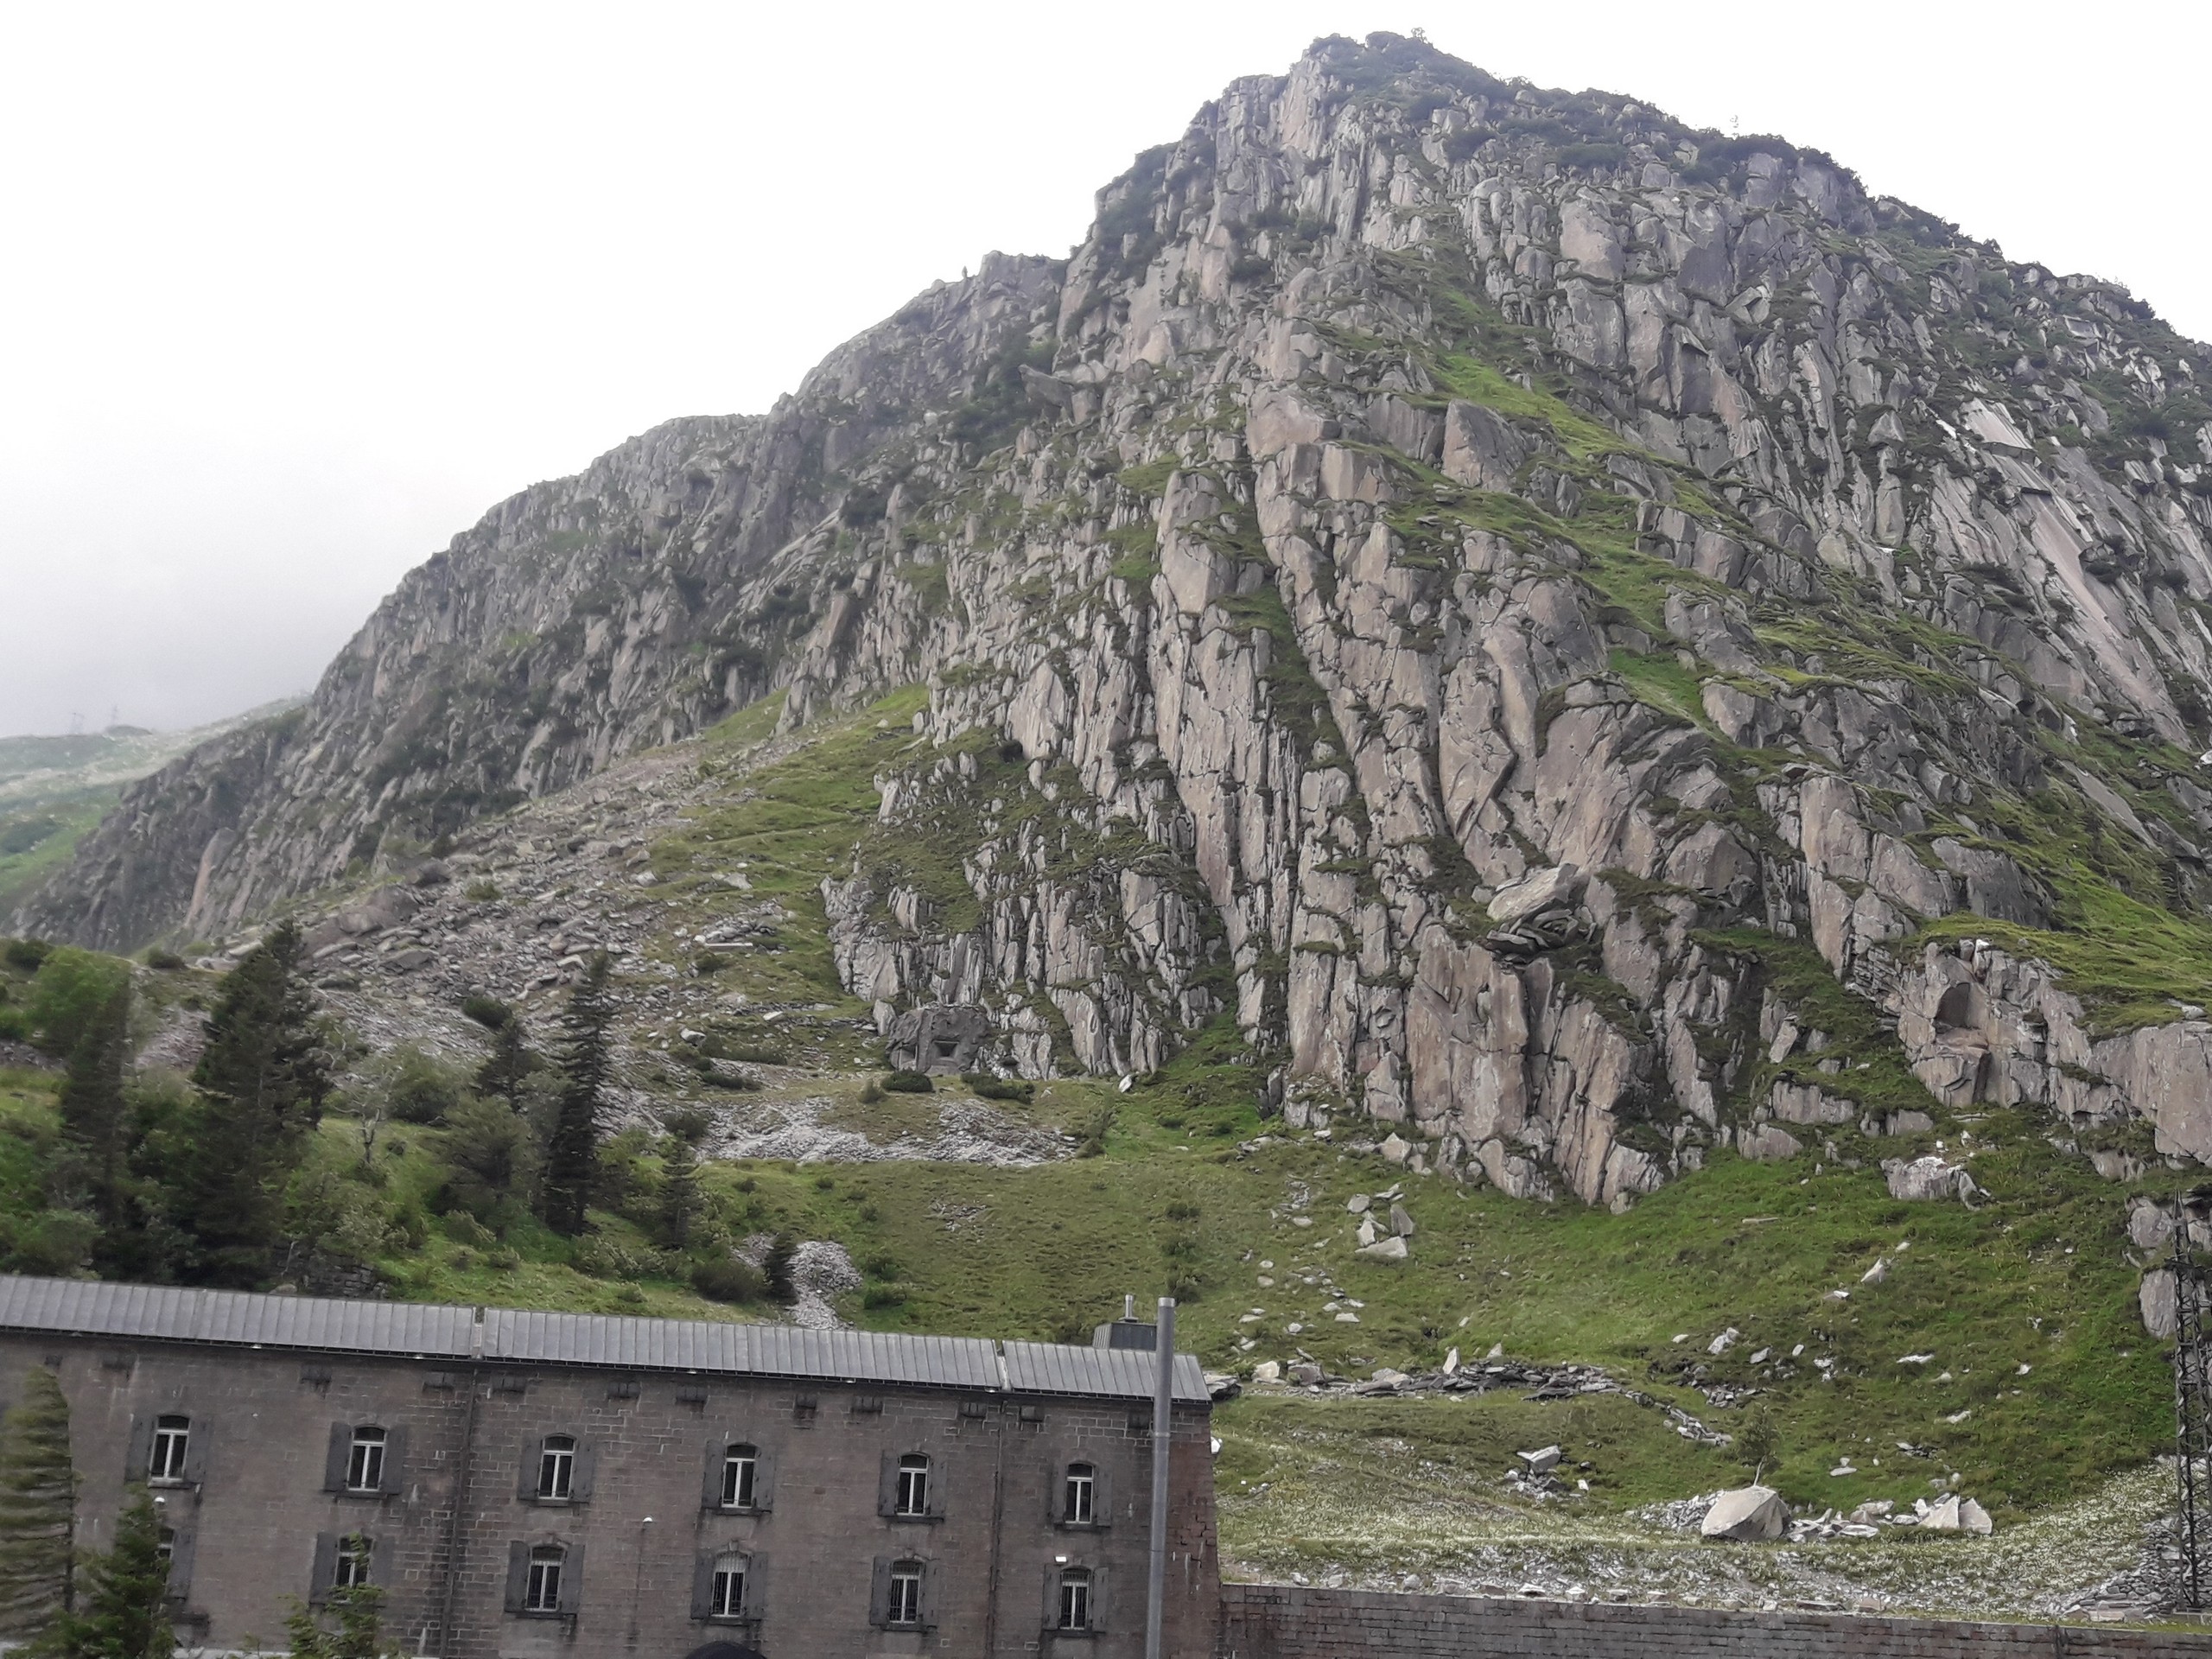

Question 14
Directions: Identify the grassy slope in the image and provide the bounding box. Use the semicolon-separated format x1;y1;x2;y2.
331;691;2175;1535
0;787;120;911
0;690;2178;1583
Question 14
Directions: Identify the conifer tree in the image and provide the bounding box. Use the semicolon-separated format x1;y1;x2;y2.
537;953;613;1236
0;1367;75;1643
283;1554;401;1659
43;1486;173;1659
658;1139;703;1250
55;981;131;1235
162;921;332;1285
471;1018;534;1110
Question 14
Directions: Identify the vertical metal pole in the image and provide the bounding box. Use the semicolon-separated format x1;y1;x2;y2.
1147;1297;1175;1659
2177;1207;2209;1611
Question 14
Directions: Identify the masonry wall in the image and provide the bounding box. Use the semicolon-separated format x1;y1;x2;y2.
0;1334;1217;1659
1217;1583;2212;1659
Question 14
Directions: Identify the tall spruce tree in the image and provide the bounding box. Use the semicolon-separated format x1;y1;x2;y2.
55;981;131;1236
43;1486;172;1659
162;921;332;1285
0;1367;75;1643
537;953;613;1236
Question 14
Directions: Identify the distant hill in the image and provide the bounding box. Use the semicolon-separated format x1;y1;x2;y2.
0;701;302;912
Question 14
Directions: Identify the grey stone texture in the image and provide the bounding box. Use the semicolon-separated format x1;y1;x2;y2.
0;1329;1218;1659
1217;1583;2212;1659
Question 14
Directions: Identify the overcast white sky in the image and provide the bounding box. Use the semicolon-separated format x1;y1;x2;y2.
2;1;2204;737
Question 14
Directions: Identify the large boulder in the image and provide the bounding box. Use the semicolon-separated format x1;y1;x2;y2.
1700;1486;1790;1541
1920;1494;1993;1535
1882;1155;1979;1202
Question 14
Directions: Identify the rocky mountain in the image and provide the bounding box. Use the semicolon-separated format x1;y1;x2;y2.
22;32;2212;1210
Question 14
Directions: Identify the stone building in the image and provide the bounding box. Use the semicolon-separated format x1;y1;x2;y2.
0;1275;1217;1659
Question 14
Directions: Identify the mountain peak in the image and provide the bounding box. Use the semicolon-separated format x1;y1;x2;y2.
17;40;2212;1206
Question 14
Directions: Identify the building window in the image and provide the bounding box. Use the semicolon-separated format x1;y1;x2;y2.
537;1436;575;1502
1065;1463;1095;1523
346;1428;386;1494
710;1553;747;1619
720;1443;757;1509
525;1545;564;1613
149;1415;190;1484
1058;1568;1091;1630
933;1039;958;1059
156;1529;175;1571
334;1535;372;1589
894;1454;930;1516
887;1560;923;1626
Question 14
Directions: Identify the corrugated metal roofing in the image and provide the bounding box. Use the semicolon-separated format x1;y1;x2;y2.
1003;1340;1209;1403
0;1276;1200;1403
480;1308;1001;1389
0;1275;474;1357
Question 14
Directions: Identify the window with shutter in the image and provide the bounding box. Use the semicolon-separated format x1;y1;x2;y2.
709;1553;747;1619
524;1545;564;1613
894;1454;929;1516
346;1429;386;1494
887;1560;923;1626
378;1427;408;1495
149;1415;189;1484
537;1436;575;1501
334;1534;373;1589
1058;1567;1091;1630
720;1443;757;1509
1065;1463;1095;1523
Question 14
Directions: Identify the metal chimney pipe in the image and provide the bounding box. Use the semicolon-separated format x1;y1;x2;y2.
1146;1296;1175;1659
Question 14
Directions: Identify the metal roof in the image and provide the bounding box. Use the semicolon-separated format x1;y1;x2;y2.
0;1276;1203;1404
0;1275;474;1357
1003;1340;1209;1403
481;1308;1001;1389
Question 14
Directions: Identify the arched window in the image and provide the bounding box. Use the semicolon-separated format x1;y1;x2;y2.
537;1435;575;1501
1064;1462;1095;1523
887;1560;924;1625
149;1414;190;1484
346;1428;387;1494
524;1544;565;1613
721;1443;758;1510
709;1552;747;1619
894;1454;930;1516
334;1535;373;1589
1058;1567;1092;1630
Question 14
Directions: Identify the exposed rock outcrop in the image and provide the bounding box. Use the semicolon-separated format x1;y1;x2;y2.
21;33;2212;1205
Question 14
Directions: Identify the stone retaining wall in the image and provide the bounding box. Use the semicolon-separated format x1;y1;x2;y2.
1217;1583;2210;1658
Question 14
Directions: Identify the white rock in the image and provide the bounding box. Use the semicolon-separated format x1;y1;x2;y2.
1882;1155;1979;1203
1345;1193;1372;1213
1355;1236;1408;1262
1250;1360;1281;1382
1707;1327;1739;1356
1517;1445;1561;1473
1380;1133;1410;1165
1700;1486;1791;1541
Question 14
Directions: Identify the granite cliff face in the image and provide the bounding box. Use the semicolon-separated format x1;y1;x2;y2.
25;34;2212;1204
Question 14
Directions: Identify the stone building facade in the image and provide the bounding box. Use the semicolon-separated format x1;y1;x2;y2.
0;1276;1217;1659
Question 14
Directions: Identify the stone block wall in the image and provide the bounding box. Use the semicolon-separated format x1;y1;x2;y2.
1217;1584;2210;1659
0;1333;1217;1659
